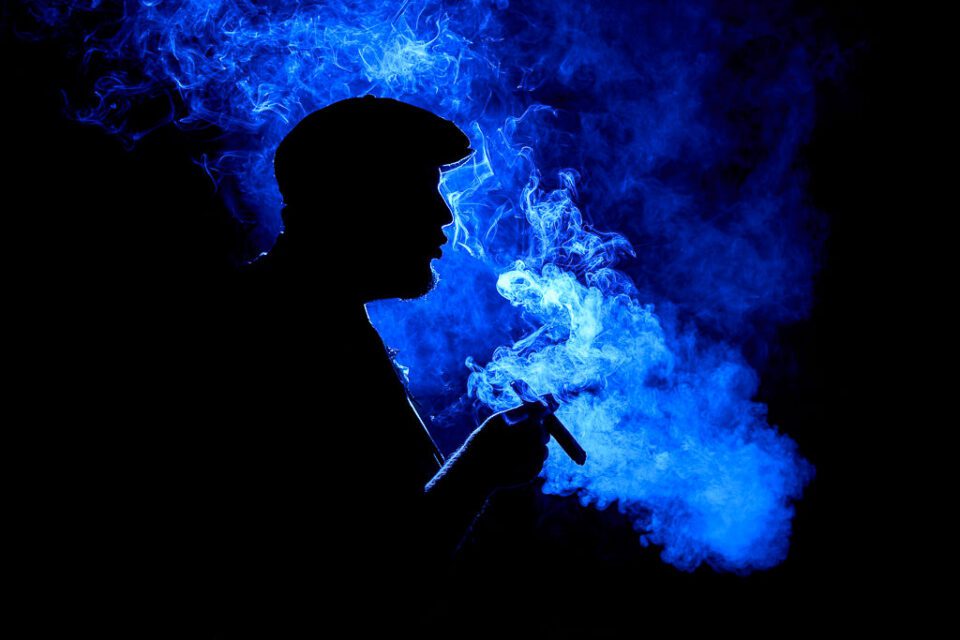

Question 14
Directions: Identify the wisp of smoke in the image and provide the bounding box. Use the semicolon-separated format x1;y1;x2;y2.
23;0;833;572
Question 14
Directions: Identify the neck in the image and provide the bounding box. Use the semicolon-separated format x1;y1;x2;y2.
258;233;373;318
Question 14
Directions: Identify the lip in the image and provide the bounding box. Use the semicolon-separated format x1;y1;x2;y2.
429;234;446;258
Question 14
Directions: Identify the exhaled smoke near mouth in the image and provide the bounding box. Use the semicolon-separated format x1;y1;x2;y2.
26;0;836;572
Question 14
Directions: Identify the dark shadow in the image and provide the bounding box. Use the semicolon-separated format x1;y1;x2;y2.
209;97;477;634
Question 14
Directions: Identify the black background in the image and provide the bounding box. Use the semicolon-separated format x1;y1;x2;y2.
3;1;907;635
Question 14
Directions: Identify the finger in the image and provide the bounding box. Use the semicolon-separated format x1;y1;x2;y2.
542;413;587;466
503;401;549;425
538;421;550;445
541;393;561;413
519;414;549;446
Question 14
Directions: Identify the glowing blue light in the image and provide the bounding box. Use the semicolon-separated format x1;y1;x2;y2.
30;0;829;572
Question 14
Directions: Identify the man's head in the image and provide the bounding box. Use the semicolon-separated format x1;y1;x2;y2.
272;96;472;302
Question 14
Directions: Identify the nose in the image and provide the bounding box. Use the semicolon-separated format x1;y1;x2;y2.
440;200;454;229
434;189;454;228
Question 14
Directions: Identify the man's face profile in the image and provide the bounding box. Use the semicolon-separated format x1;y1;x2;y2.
352;164;453;301
271;96;471;303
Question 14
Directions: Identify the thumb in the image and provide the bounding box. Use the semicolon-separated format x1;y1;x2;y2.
503;401;549;425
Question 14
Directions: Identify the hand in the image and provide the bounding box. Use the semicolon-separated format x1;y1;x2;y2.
461;402;551;491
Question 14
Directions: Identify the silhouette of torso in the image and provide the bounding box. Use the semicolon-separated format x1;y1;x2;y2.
141;250;446;636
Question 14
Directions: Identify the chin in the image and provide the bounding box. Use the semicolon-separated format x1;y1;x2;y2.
396;262;439;301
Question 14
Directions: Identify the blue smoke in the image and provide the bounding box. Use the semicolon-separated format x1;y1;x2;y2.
24;0;832;572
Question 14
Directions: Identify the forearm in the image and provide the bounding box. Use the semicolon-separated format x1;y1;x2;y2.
421;433;494;559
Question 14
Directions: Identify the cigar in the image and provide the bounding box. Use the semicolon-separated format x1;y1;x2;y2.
510;380;587;466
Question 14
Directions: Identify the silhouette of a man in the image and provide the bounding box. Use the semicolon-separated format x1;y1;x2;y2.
223;96;551;634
